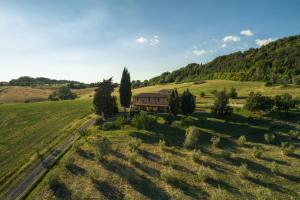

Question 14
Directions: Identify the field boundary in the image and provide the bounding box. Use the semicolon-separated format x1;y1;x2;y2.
3;117;96;200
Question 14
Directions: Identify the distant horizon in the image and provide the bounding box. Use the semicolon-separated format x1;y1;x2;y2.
1;0;300;83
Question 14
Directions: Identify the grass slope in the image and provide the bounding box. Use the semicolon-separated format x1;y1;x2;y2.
27;110;300;199
0;99;92;197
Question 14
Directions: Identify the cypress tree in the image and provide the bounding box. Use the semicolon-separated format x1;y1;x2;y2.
181;89;196;115
119;67;132;112
93;78;117;119
168;88;180;116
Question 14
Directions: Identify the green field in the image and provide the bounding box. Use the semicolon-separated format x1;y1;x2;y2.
27;110;300;199
26;80;300;200
0;99;92;197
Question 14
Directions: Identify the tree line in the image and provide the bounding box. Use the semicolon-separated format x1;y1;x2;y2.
131;35;300;88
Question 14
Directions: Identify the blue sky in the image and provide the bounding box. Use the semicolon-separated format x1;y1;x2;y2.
0;0;299;83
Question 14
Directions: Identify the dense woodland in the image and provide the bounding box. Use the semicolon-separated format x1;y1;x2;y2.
132;35;300;88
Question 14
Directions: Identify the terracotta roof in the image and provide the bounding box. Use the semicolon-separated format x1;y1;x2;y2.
133;92;170;98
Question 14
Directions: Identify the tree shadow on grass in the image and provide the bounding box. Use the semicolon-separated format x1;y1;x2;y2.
246;176;295;194
65;163;86;176
277;172;300;183
129;131;159;144
225;157;270;174
206;177;239;194
132;161;160;177
76;148;95;161
260;156;290;166
138;149;161;163
111;150;127;160
101;160;170;200
195;159;228;173
50;181;71;200
167;178;208;199
93;179;124;200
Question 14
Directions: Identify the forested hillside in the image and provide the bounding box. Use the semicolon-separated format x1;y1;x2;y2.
143;35;300;86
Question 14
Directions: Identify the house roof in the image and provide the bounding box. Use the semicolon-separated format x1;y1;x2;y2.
133;92;170;98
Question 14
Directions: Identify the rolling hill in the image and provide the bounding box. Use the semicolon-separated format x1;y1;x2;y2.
146;35;300;86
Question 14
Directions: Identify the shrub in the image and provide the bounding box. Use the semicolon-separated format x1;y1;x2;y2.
191;149;202;162
237;163;248;178
289;130;300;139
244;92;274;112
158;139;166;151
127;149;138;164
264;81;273;86
237;135;247;146
270;161;279;174
292;75;300;85
200;91;205;97
163;114;176;125
183;126;200;149
274;93;296;112
228;87;238;99
131;112;157;130
196;166;212;182
94;137;112;162
95;117;104;125
210;136;221;148
221;149;232;159
114;115;127;128
128;138;142;152
101;122;117;130
264;133;275;144
181;115;194;127
49;86;77;101
160;167;176;183
281;142;295;156
211;89;233;116
253;146;263;158
48;174;60;189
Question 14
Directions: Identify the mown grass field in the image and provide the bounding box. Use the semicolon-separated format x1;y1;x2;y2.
0;99;92;197
27;109;300;200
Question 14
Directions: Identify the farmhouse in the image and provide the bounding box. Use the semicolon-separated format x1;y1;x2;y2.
132;92;170;112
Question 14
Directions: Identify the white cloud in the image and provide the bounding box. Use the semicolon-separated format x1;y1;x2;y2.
193;50;207;56
136;36;147;44
149;35;160;46
223;35;241;42
221;43;227;48
240;29;254;36
255;38;276;46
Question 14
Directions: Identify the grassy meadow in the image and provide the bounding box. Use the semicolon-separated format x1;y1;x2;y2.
26;80;300;200
0;99;92;197
27;109;300;200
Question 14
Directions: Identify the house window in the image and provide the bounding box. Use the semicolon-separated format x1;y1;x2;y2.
157;98;160;102
148;97;150;102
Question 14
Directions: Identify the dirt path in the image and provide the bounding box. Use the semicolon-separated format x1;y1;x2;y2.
3;118;96;200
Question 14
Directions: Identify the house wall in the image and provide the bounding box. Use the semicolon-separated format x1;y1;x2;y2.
133;97;168;105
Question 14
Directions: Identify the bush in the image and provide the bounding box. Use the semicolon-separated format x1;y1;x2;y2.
244;92;274;112
221;149;232;159
210;136;221;148
264;133;275;144
237;135;247;146
101;122;118;130
196;166;212;182
191;149;202;162
114;115;128;128
237;163;248;178
264;81;273;86
49;86;77;101
48;174;60;189
274;93;296;112
289;130;300;139
158;139;166;151
183;126;200;149
181;115;194;127
131;112;157;130
211;89;233;116
95;117;105;125
270;161;279;174
163;114;176;125
127;149;138;164
200;91;205;97
253;146;263;158
160;167;176;183
292;75;300;85
228;87;238;99
128;138;142;152
281;142;295;156
94;137;112;162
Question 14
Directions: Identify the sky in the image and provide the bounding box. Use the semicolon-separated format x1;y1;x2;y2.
0;0;299;83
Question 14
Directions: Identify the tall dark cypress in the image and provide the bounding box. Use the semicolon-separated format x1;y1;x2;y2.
168;88;180;116
181;89;196;115
119;67;132;111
